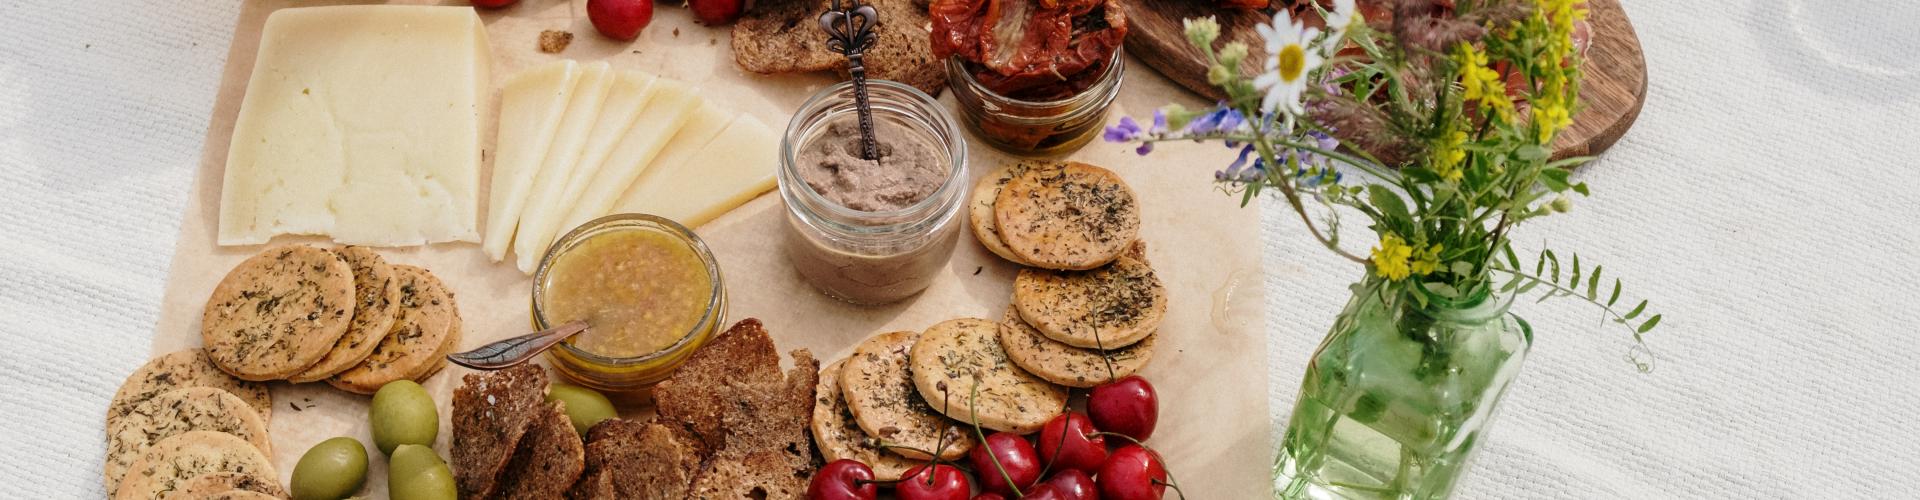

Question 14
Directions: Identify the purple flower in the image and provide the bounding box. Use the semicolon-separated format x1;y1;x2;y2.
1184;105;1247;136
1135;142;1154;156
1103;116;1144;143
1216;144;1265;183
1151;109;1169;134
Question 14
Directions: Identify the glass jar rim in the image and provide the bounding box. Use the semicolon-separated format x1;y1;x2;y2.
779;79;969;228
947;48;1125;108
1412;283;1513;323
532;213;725;367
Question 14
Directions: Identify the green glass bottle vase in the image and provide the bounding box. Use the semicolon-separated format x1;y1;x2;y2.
1274;281;1532;499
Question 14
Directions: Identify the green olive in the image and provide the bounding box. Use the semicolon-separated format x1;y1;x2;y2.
388;445;457;500
370;380;439;455
545;383;618;435
289;437;368;500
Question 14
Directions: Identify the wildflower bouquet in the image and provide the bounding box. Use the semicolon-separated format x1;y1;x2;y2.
1104;0;1665;496
1106;0;1660;342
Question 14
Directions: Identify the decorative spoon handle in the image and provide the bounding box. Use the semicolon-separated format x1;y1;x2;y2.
446;320;589;370
820;0;880;160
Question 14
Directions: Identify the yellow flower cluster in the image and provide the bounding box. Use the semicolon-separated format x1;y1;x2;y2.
1370;234;1444;281
1529;0;1587;143
1453;44;1514;122
1430;129;1469;183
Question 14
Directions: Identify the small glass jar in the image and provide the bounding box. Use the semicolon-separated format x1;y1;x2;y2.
778;80;969;305
532;214;727;398
946;49;1126;155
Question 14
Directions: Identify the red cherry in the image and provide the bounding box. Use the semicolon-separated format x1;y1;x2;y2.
1098;445;1167;500
1089;376;1158;441
807;459;877;500
896;464;970;500
586;0;653;41
1038;412;1107;474
470;0;518;7
1044;469;1098;500
1020;484;1066;500
971;494;1007;500
687;0;746;25
968;432;1042;497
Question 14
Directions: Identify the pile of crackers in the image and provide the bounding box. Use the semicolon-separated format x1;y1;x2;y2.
810;161;1167;480
104;350;284;499
198;245;463;394
450;319;821;498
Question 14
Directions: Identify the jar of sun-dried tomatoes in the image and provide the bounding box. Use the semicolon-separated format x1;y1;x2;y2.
947;49;1125;156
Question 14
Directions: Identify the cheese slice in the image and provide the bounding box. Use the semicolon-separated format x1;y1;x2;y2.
219;5;491;246
547;71;657;236
512;61;615;273
614;114;780;228
482;60;581;260
603;103;732;221
556;78;701;235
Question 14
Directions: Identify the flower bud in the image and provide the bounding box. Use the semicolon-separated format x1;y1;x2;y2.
1184;16;1222;48
1551;195;1573;213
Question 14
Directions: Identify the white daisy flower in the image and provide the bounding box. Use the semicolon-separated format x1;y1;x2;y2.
1253;9;1324;116
1320;0;1357;56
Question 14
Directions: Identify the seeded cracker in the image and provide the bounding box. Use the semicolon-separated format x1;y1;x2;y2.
840;330;976;461
288;246;402;382
993;162;1142;271
969;162;1065;265
104;388;272;494
999;307;1155;387
909;318;1068;433
811;359;921;481
112;431;276;500
200;245;356;381
328;265;459;394
108;349;271;432
1013;256;1167;349
162;472;288;500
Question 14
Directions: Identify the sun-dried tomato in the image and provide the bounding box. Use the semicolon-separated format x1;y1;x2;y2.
931;0;1127;100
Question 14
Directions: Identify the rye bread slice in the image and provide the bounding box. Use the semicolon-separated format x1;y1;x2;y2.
733;0;946;96
654;318;821;499
567;419;702;500
451;363;549;499
653;319;785;452
495;401;585;498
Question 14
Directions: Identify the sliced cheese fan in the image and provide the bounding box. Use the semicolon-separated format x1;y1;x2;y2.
484;60;581;261
513;61;616;273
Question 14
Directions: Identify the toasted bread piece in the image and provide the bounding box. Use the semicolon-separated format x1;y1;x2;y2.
993;162;1141;271
687;449;813;499
654;319;785;452
200;245;355;380
999;307;1155;387
811;360;921;481
496;401;585;498
289;246;402;382
452;363;549;499
910;318;1068;433
1013;256;1166;349
841;331;976;461
568;419;702;500
733;0;946;95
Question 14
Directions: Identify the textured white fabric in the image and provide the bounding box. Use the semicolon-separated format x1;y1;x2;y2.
2;0;1915;497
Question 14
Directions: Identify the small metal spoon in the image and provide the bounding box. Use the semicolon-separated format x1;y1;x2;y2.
446;320;588;370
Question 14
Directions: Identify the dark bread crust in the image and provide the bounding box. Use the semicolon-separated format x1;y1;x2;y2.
496;401;585;498
654;319;822;499
567;419;700;500
452;363;549;499
732;0;946;95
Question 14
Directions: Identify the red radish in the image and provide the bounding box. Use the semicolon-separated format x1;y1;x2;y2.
470;0;519;8
1038;412;1107;474
688;0;746;26
807;459;876;500
968;432;1041;497
896;464;969;500
586;0;653;41
1098;445;1168;500
1089;376;1158;441
1044;469;1098;500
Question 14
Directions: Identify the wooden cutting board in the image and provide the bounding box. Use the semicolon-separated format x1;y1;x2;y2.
1117;0;1648;160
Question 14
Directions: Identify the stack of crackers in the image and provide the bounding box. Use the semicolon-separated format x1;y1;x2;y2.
198;245;464;394
808;161;1167;480
104;350;284;499
449;319;821;498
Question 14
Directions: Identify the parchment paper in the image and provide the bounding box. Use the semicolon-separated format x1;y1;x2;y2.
149;0;1272;496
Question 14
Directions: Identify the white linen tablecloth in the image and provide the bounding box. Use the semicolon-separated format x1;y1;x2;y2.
4;0;1916;497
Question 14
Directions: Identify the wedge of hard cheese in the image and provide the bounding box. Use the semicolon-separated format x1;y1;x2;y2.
483;61;581;261
613;114;780;228
219;5;491;246
556;79;703;237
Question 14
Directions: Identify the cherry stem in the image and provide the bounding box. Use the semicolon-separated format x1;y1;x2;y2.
969;379;1025;498
1035;392;1077;479
1089;432;1188;500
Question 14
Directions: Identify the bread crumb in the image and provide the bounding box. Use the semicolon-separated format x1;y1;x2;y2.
539;30;574;53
